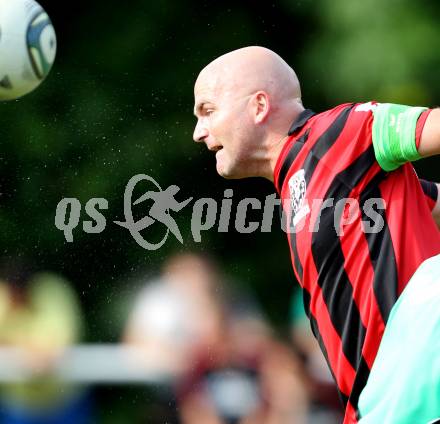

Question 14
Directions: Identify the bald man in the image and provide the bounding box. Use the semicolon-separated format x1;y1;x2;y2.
193;47;440;424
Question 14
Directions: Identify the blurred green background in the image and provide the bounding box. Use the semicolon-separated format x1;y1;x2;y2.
1;0;439;420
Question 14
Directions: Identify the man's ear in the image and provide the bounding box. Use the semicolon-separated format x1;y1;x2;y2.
251;91;270;124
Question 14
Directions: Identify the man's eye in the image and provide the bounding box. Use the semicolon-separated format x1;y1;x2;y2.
205;109;214;115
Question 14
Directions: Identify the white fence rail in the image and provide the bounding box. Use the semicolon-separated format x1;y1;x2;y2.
0;344;172;384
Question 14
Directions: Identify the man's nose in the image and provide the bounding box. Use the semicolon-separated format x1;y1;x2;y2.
193;121;209;143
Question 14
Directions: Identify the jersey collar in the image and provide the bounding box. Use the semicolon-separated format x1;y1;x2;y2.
273;109;316;193
288;109;316;135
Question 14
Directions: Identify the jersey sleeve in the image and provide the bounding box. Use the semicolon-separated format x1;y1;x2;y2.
420;179;439;211
415;110;432;149
371;103;428;171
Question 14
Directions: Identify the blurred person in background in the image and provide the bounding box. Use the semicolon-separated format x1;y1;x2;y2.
0;260;91;424
124;252;225;378
123;252;225;423
176;296;311;424
125;252;312;424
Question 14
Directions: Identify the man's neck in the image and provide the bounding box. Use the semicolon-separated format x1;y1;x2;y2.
264;105;305;182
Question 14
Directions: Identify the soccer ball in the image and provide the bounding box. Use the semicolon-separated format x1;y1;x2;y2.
0;0;56;100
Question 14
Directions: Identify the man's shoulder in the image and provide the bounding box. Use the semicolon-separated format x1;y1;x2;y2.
318;101;377;117
309;102;375;132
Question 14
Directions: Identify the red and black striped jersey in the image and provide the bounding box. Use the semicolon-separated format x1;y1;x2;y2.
273;103;440;424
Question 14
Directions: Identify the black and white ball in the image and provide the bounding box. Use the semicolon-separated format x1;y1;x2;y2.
0;0;56;100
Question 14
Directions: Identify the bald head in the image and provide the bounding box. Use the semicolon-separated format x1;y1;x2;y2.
193;47;304;181
196;46;301;105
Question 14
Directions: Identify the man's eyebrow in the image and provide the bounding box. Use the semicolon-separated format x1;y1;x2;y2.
193;102;204;116
193;101;211;116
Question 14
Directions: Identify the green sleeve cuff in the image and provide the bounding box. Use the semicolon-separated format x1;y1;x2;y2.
372;103;427;171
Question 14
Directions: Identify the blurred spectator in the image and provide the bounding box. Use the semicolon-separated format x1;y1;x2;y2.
124;253;224;377
177;309;310;424
0;260;91;424
290;289;343;423
123;252;225;422
124;252;311;423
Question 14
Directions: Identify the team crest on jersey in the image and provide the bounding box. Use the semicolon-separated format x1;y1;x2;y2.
288;169;310;226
